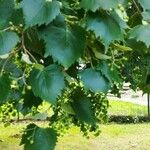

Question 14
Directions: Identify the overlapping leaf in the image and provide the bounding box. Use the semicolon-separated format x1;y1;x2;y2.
0;0;14;29
86;12;124;48
0;31;19;55
80;68;110;93
128;12;142;28
21;89;43;115
29;64;65;105
38;22;85;68
22;0;61;27
21;124;57;150
81;0;119;12
0;59;22;78
111;11;128;30
0;74;11;103
9;8;24;26
138;0;150;21
98;61;122;84
129;25;150;48
126;39;149;53
138;0;150;10
72;96;95;124
24;28;45;56
71;89;95;124
142;11;150;21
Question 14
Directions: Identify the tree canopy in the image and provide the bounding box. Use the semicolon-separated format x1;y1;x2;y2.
0;0;150;149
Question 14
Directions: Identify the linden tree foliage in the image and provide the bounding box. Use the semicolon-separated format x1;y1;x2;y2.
38;19;86;67
129;25;150;47
0;0;14;29
85;11;125;48
29;64;65;104
0;0;150;149
21;123;57;150
0;31;19;55
21;0;61;27
0;74;11;103
80;0;119;12
80;68;110;93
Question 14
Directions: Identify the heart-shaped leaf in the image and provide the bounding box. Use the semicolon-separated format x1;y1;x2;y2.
39;23;85;68
29;64;65;105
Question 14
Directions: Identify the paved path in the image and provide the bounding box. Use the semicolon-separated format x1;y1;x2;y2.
107;89;148;106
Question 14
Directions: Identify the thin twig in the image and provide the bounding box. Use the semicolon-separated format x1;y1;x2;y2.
2;27;11;32
21;33;38;63
132;0;141;14
0;57;10;76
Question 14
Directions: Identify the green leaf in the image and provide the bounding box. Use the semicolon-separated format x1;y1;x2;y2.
111;11;128;30
138;0;150;10
142;10;150;21
129;25;150;48
98;61;122;84
126;39;150;53
29;64;65;105
72;97;95;124
128;12;142;28
38;23;86;68
9;8;24;26
0;0;14;29
86;12;124;48
0;59;22;78
24;28;45;56
22;0;61;27
21;89;43;115
0;74;11;103
71;90;95;124
0;31;19;55
21;124;57;150
81;0;119;12
80;68;110;93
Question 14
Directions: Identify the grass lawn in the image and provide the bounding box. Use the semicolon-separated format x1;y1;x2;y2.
57;124;150;150
0;123;150;150
0;100;149;150
108;100;147;116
